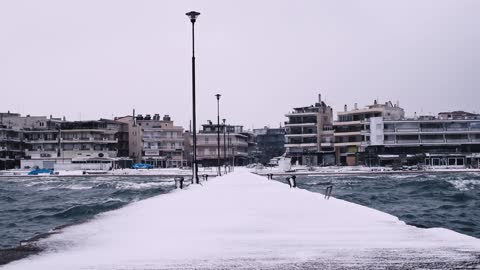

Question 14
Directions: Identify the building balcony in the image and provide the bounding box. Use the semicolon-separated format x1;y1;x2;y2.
196;142;248;147
320;142;334;147
24;139;58;143
445;139;469;143
333;131;362;137
420;139;445;143
334;141;362;147
396;140;420;144
385;128;479;135
284;122;317;127
143;147;183;151
285;112;318;117
333;120;362;126
421;128;445;132
396;128;420;132
285;133;317;138
63;138;118;144
285;143;317;148
0;137;22;142
25;138;118;144
446;127;469;132
143;137;183;142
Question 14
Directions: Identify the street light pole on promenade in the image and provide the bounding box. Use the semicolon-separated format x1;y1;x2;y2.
186;11;200;184
222;118;227;174
226;123;231;172
215;94;222;176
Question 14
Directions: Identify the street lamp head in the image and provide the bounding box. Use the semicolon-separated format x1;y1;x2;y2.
215;94;221;100
186;11;200;23
222;118;226;124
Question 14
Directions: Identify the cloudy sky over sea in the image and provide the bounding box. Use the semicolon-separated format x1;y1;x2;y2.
1;0;478;128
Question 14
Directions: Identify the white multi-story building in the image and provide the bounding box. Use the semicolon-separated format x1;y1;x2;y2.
285;94;335;166
362;113;480;168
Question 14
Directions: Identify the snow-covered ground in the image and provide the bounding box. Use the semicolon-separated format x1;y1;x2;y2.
3;169;480;269
254;165;480;175
0;167;219;177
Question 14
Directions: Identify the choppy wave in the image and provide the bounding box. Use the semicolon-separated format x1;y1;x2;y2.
0;176;176;248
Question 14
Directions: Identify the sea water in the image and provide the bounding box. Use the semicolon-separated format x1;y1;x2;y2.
281;172;480;239
0;176;176;249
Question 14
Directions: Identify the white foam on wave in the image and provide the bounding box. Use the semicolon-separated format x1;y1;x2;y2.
116;181;172;190
447;179;480;191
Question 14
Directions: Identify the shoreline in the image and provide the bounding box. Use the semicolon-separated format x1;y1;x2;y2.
1;167;479;178
254;168;480;177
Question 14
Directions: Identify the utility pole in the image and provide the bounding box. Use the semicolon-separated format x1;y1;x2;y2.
215;94;222;176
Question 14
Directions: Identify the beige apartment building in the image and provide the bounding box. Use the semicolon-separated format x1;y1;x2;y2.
188;121;250;167
117;113;185;168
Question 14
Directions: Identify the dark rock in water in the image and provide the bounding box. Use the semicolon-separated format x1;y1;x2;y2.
0;244;42;266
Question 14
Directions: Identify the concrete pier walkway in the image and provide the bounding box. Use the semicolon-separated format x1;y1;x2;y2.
3;170;480;269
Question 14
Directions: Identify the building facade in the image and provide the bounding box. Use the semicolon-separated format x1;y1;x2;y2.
285;94;335;166
252;127;286;164
360;112;480;168
193;121;250;167
0;126;23;169
21;119;125;170
334;100;405;165
117;114;185;168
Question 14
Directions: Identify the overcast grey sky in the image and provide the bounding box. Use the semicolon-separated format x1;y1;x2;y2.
1;1;479;129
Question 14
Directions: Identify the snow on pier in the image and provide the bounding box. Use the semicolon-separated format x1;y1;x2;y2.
4;169;480;269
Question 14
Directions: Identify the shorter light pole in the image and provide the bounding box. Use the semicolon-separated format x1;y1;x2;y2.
215;94;221;176
232;146;235;171
222;118;227;174
226;124;231;172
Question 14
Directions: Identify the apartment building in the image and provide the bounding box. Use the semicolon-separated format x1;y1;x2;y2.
334;100;404;165
252;127;286;164
284;94;335;166
0;112;55;169
361;112;480;168
0;126;23;169
21;119;125;170
193;121;249;167
117;114;185;168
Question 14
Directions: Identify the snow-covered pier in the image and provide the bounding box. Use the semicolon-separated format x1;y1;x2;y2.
4;169;480;269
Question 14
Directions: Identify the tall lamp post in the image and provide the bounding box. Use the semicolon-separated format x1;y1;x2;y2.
186;11;200;184
222;118;227;174
215;94;222;176
226;123;231;172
